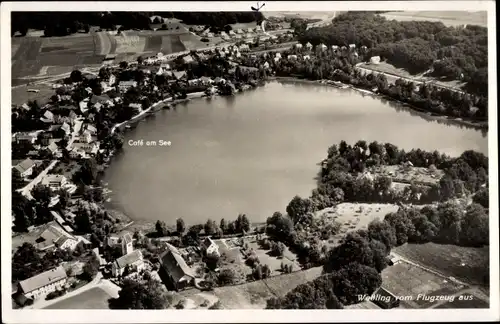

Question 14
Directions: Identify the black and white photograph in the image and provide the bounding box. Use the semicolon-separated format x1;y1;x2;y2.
1;1;498;323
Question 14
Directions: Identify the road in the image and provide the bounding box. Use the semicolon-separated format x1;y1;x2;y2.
17;160;59;199
355;63;465;94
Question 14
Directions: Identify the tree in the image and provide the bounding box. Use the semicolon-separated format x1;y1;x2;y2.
75;208;92;233
473;187;489;208
286;196;316;224
235;214;250;233
329;262;382;305
73;158;99;185
220;218;227;234
110;278;171;309
12;168;25;190
176;218;186;234
12;243;43;281
82;253;100;281
137;56;144;65
266;212;294;242
204;253;221;271
12;191;34;232
460;203;489;246
204;219;218;236
217;268;237;285
70;70;83;83
271;241;286;257
367;219;396;252
155;220;167;237
31;184;52;207
384;210;415;246
119;61;129;69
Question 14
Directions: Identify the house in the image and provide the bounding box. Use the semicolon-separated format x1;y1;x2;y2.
41;174;68;190
69;142;99;158
129;103;143;111
371;287;400;309
106;232;134;256
173;71;187;80
18;266;67;299
112;250;145;277
305;42;313;49
14;133;37;144
118;80;138;92
287;55;298;60
236;28;244;34
199;76;213;85
47;142;60;157
85;124;98;135
61;122;71;135
303;55;310;60
90;94;111;105
79;101;88;113
295;43;303;49
370;56;381;65
40;110;54;123
318;43;327;51
201;237;220;256
35;224;78;251
349;44;356;50
263;61;270;69
160;243;196;291
331;45;339;51
228;30;236;36
246;27;253;33
13;158;37;178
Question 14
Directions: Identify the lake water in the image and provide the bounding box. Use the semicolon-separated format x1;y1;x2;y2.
103;81;488;225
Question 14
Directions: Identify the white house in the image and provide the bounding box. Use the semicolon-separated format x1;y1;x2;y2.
118;81;138;92
305;42;313;49
318;43;327;51
112;250;145;277
295;43;303;49
303;55;311;60
287;55;298;60
370;56;381;64
349;44;356;50
106;232;134;256
13;158;37;178
18;266;67;299
201;237;220;256
41;175;67;191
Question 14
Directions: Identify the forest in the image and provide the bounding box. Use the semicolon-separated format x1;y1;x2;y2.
10;11;262;36
265;141;489;309
297;12;488;96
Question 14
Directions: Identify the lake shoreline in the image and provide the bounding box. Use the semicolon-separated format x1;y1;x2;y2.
271;77;488;131
101;78;487;233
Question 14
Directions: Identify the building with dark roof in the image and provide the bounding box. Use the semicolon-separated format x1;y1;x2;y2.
13;158;37;177
159;243;196;291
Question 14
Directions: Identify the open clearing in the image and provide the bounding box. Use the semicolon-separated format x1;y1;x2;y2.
318;203;399;246
393;243;490;288
381;260;465;308
44;287;113;309
381;11;487;27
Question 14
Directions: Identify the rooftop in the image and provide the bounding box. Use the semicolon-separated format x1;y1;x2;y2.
160;243;195;282
115;250;143;269
19;266;67;294
13;158;36;174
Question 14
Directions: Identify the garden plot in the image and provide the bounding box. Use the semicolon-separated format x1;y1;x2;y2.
244;241;301;276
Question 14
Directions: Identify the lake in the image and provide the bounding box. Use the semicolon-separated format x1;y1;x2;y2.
103;81;488;225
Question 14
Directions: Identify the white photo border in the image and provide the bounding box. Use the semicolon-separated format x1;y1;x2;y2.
1;1;498;323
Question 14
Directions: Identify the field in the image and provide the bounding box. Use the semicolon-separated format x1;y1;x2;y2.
318;203;399;247
212;266;323;309
44;287;113;309
434;290;490;308
393;243;490;288
11;27;208;88
380;11;488;27
381;260;465;308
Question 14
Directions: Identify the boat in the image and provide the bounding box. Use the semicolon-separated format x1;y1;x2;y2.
125;125;132;129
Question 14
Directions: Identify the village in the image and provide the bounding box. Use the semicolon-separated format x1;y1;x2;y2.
10;12;490;311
